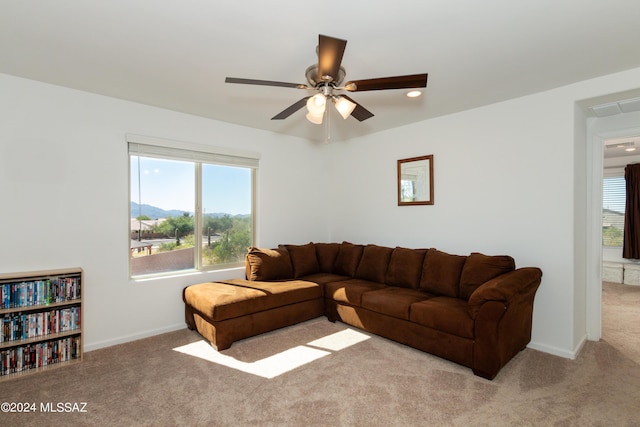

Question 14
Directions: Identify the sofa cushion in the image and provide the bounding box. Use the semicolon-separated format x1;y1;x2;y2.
410;297;474;338
419;249;467;298
355;244;394;283
184;279;321;322
245;247;293;281
459;252;516;300
385;247;428;289
325;279;387;307
298;272;351;286
315;243;341;273
334;242;364;276
361;287;432;320
285;242;320;278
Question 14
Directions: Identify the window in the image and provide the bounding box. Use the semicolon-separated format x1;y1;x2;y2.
602;173;625;247
128;136;258;277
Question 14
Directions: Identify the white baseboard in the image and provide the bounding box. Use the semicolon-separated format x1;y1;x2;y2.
528;334;588;360
83;323;186;353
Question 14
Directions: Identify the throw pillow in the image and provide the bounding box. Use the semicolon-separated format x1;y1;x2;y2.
285;242;320;278
334;242;364;276
245;247;293;281
355;244;394;283
459;252;515;299
419;249;467;298
385;247;428;289
315;242;341;273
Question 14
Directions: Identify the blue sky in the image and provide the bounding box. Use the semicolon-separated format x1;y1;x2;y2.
131;156;251;215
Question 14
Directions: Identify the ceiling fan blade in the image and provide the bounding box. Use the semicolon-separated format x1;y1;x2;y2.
341;95;374;122
344;73;428;92
271;97;311;120
225;77;309;89
317;35;347;83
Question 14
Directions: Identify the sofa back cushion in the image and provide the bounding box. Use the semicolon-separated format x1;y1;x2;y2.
459;252;515;299
419;249;467;298
246;247;293;281
284;242;320;278
315;243;341;273
355;244;394;283
334;242;364;276
385;247;428;289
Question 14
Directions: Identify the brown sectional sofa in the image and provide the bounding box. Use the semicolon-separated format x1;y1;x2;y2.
183;241;542;380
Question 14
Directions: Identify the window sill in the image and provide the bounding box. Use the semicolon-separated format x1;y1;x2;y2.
130;266;245;284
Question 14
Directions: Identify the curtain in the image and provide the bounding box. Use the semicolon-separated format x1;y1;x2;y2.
623;163;640;259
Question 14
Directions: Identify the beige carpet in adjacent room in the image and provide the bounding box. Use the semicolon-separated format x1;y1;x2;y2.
1;282;639;426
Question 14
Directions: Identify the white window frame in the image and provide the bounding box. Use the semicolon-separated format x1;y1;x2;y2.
127;134;259;277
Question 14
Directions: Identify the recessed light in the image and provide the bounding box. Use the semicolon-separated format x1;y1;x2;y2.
406;90;422;98
625;147;637;152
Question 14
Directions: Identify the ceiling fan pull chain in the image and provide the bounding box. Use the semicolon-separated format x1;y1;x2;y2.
325;106;331;144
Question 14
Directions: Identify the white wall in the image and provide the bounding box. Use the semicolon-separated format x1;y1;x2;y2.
0;73;331;351
327;66;640;358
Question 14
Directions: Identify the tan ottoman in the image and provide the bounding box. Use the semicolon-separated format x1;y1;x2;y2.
183;279;323;350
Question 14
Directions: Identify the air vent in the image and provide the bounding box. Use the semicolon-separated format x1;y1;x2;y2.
590;103;622;117
590;97;640;117
618;97;640;114
604;136;640;150
605;141;635;149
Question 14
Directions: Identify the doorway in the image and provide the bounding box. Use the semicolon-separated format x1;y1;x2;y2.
586;105;640;344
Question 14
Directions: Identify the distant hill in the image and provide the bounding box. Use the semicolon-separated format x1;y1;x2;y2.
130;202;187;219
130;202;249;219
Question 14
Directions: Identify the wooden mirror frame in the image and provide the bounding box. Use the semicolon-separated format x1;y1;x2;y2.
397;155;434;206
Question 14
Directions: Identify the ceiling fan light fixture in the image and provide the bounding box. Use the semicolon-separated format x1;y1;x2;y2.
306;111;324;124
334;96;357;120
306;93;326;116
406;90;422;98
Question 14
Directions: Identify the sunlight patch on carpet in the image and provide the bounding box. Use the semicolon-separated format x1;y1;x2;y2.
307;328;371;351
173;328;370;378
173;341;329;379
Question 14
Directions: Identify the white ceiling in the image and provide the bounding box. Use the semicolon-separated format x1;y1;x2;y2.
2;1;640;143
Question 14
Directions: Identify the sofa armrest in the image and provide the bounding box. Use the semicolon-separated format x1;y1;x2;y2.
467;267;542;319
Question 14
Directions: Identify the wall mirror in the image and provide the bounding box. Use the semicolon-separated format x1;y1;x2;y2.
397;155;434;206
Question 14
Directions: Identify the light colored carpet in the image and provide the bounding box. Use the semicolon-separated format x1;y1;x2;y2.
602;281;640;364
1;283;639;426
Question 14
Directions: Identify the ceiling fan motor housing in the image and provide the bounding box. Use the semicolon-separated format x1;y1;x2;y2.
305;64;346;87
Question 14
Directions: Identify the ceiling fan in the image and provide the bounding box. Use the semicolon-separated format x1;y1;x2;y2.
225;34;428;125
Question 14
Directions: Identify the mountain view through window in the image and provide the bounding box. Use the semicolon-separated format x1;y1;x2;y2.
130;154;254;277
